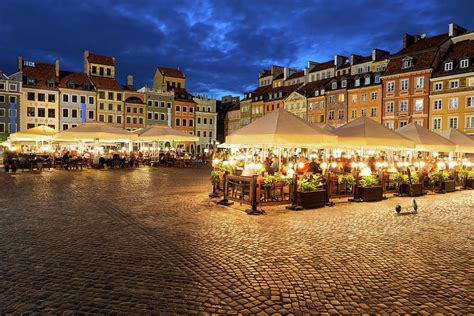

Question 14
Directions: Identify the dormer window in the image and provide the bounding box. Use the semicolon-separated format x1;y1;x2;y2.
444;62;453;71
321;89;325;94
332;82;337;89
27;77;35;85
314;90;319;96
47;80;55;88
67;81;76;89
365;76;371;85
460;59;469;68
355;78;360;87
402;57;413;69
375;75;380;84
279;91;282;98
341;80;347;88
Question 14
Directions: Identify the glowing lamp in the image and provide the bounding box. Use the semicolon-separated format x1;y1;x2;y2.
403;162;409;167
287;169;295;177
414;162;420;167
297;162;305;169
448;161;457;169
437;161;446;169
382;162;388;168
321;162;328;169
288;163;294;169
358;162;365;169
420;161;426;168
350;162;357;168
396;162;403;168
331;162;337;169
375;162;382;169
360;167;372;177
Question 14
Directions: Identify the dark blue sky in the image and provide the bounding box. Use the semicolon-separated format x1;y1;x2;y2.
0;0;473;98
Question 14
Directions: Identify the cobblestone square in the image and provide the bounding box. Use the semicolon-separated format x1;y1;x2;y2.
0;167;472;314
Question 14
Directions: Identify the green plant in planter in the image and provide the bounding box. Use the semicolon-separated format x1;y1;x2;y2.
359;174;379;187
297;174;325;192
430;170;451;184
338;174;356;189
393;172;419;185
264;175;276;189
210;170;220;185
217;161;235;175
463;170;474;180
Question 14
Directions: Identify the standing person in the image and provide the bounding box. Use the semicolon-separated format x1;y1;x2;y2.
310;158;322;174
62;151;70;170
270;157;279;175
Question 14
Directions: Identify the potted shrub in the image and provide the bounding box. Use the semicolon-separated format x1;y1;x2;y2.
393;172;423;196
357;174;383;202
430;170;455;193
209;170;220;197
463;170;474;189
337;174;355;194
296;174;326;209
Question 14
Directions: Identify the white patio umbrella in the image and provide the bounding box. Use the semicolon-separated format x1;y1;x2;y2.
9;125;58;142
53;122;136;142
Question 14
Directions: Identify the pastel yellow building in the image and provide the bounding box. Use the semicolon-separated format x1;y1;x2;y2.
153;67;185;91
429;36;474;134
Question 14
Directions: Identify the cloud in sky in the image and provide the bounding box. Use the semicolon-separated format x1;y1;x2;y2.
0;0;472;98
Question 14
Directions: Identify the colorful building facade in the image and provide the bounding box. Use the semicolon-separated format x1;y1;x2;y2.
0;70;21;140
194;96;217;153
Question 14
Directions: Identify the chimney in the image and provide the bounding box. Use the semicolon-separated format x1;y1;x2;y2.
334;55;346;68
112;57;116;65
127;75;133;86
449;23;467;37
350;54;355;65
372;49;389;61
403;33;422;49
83;50;89;74
55;59;60;78
304;68;308;76
307;61;318;69
283;67;290;80
17;56;23;71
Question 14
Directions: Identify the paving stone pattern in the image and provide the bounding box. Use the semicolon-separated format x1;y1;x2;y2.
0;167;473;314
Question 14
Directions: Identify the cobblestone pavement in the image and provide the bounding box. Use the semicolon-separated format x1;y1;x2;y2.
0;167;472;314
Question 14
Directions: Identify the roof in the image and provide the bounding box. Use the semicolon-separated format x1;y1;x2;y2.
89;76;123;91
393;33;449;57
273;73;284;80
336;62;351;70
227;103;241;112
173;87;194;102
253;85;272;95
259;70;271;78
298;78;331;97
87;53;115;66
158;66;185;79
124;96;145;104
433;39;474;77
265;83;300;101
286;70;304;80
58;71;94;90
22;62;58;90
347;72;381;90
309;60;334;73
123;84;137;91
352;55;372;65
383;51;438;75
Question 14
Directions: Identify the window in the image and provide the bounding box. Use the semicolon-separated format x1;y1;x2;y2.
92;66;97;74
466;97;474;108
47;81;55;88
63;94;69;102
0;95;3;103
38;108;45;117
126;107;131;113
27;123;35;129
332;82;337;89
466;116;474;129
27;107;35;116
415;77;424;89
361;109;367;116
338;94;344;102
176;105;180;112
0;83;4;90
107;115;114;123
99;67;104;76
0;109;4;117
444;62;453;71
72;109;78;118
27;92;35;101
386;121;394;129
197;117;201;124
190;107;194;113
371;108;377;117
99;103;104;110
338;110;344;119
341;80;347;88
48;94;55;102
126;117;131;124
460;59;469;68
160;102;165;108
375;75;380;84
361;93;367;102
108;104;113;111
351;109;356;118
139;118;143;124
154;101;159;107
148;100;152;107
183;119;187;126
99;114;105;122
197;131;200;137
434;100;442;110
432;117;441;130
88;110;94;119
176;118;180;126
167;102;171;108
116;116;122;124
354;78;360;87
364;76;370;85
147;112;152;120
99;91;105;99
399;121;408;128
63;124;68;130
434;82;443;91
160;113;165;120
108;92;114;100
401;79;408;91
48;109;55;118
402;59;412;69
72;95;78;103
38;93;45;102
449;117;458;129
210;119;213;124
132;107;137;114
450;80;459;89
189;120;193;127
9;96;15;104
139;108;143;114
448;98;458;109
81;96;86;104
415;120;423;126
371;92;377;100
387;81;395;92
154;113;159;120
63;108;69;117
106;68;111;76
400;100;408;112
414;99;423;111
182;106;187;112
117;94;122;101
329;110;334;120
351;95;357;103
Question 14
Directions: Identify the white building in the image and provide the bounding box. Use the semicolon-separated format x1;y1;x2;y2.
193;96;217;154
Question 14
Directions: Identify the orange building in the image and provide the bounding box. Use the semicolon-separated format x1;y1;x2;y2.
123;75;145;131
326;76;349;127
299;78;331;124
264;84;299;114
347;73;383;123
173;88;195;135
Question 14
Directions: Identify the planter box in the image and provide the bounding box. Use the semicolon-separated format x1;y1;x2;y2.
399;183;423;196
296;190;326;209
357;186;383;202
466;178;474;189
441;180;455;193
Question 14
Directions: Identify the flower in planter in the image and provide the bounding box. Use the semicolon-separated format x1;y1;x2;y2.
359;174;379;188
